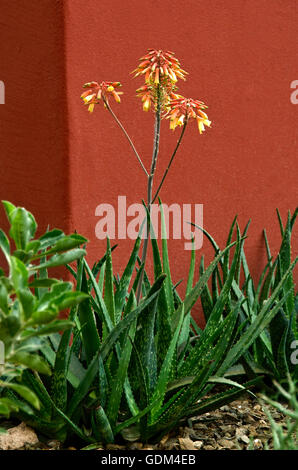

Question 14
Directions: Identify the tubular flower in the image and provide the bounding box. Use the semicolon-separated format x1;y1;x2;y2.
136;85;154;112
136;81;175;113
81;81;123;112
133;49;188;85
133;49;187;113
167;94;211;133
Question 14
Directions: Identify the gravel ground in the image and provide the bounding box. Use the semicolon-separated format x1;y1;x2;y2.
1;394;294;450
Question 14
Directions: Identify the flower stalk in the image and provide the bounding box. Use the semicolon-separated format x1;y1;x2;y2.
136;86;162;303
103;97;149;177
152;119;188;204
80;49;211;303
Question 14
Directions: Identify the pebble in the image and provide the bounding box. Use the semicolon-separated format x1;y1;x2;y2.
253;439;263;449
218;439;235;449
193;440;203;450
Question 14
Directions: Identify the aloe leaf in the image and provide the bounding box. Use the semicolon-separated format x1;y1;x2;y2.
180;299;242;377
205;233;241;332
211;269;219;303
217;257;298;374
185;378;261;418
276;326;290;380
207;376;255;397
104;238;116;324
178;239;196;350
67;351;99;417
150;305;184;422
107;291;137;427
259;257;279;305
53;404;93;443
93;406;114;443
51;261;84;410
91;244;117;280
185;237;196;297
172;240;237;333
276;208;284;237
149;219;172;368
159;199;175;313
223;215;237;281
199;256;213;322
142;203;172;368
290;206;298;228
77;268;100;365
114;237;141;320
20;370;53;418
67;289;161;416
115;397;161;436
263;229;272;265
134;275;166;397
83;258;114;333
235;220;250;284
154;307;239;434
98;261;106;293
252;259;272;312
277;211;296;321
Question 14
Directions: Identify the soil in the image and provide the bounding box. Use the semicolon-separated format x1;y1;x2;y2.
1;394;294;450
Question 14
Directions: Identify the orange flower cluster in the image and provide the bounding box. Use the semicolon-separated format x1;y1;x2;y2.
133;49;188;85
133;49;211;132
80;49;211;132
81;81;123;112
134;49;187;112
167;95;211;133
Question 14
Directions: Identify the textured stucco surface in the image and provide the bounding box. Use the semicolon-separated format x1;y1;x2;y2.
0;0;297;321
0;0;70;233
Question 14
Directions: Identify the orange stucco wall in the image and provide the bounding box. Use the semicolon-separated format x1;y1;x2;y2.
0;0;297;321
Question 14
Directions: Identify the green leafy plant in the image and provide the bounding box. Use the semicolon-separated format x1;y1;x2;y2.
0;201;88;423
198;208;298;385
2;203;296;446
260;375;298;450
43;229;253;445
11;201;294;447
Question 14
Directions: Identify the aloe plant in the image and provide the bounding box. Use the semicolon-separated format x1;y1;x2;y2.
2;202;296;446
198;208;298;385
7;203;294;447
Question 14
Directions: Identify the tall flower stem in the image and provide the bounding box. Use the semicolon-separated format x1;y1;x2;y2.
152;120;188;204
103;98;148;177
136;88;161;303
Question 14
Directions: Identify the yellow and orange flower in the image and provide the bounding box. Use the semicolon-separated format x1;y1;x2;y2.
136;81;175;113
136;84;153;112
133;49;188;85
134;49;188;112
81;81;123;112
167;94;211;133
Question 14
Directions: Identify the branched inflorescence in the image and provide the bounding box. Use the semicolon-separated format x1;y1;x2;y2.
81;48;211;133
81;81;123;112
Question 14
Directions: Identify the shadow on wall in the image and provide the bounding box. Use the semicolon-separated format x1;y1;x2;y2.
0;0;70;238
